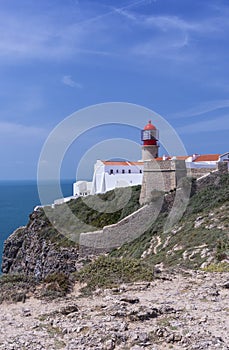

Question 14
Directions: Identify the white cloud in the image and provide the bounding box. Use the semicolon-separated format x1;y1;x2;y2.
0;122;47;138
0;7;103;61
177;115;229;134
171;100;229;119
113;7;137;21
0;0;228;65
62;75;82;88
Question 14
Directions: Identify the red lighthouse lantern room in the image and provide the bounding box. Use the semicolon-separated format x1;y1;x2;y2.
141;120;159;146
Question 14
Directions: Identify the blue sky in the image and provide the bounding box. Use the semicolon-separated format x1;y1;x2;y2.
0;0;228;180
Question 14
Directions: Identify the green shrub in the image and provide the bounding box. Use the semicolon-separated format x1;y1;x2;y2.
216;238;229;262
75;255;153;292
41;272;72;298
202;262;229;272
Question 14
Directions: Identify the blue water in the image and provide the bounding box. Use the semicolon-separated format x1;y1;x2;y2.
0;180;74;269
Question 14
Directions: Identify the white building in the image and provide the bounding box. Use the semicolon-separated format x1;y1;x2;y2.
72;152;229;198
70;121;229;199
91;160;143;195
73;160;143;196
73;180;92;197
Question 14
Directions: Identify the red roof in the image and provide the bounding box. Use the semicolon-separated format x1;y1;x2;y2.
194;154;220;162
101;154;220;165
144;120;156;130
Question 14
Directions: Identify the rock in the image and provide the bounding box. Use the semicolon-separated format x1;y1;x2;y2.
59;304;79;315
21;308;31;317
222;281;229;289
120;296;140;304
1;210;79;279
104;339;115;350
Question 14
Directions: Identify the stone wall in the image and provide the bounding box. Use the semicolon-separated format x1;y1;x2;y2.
189;162;228;179
79;196;164;256
79;161;228;257
140;160;186;205
217;161;228;174
196;162;228;191
190;167;214;179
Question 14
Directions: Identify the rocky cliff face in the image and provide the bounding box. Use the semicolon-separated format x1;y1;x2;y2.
2;173;228;280
1;209;79;280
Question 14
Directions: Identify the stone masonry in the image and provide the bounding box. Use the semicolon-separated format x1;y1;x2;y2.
139;159;187;205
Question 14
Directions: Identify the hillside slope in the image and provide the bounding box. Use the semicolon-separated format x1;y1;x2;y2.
110;173;229;270
1;173;229;282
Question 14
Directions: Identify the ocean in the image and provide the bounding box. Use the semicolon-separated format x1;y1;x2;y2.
0;180;74;270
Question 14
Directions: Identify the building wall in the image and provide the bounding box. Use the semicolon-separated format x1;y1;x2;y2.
190;167;215;179
73;181;92;196
142;145;159;160
140;160;186;204
104;164;143;174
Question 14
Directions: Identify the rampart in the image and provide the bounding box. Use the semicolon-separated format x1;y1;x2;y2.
79;196;163;256
140;159;187;204
79;161;228;257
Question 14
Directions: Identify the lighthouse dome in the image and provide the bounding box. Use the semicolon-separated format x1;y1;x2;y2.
144;120;156;130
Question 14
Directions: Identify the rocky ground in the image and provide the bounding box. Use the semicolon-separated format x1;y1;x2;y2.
0;269;228;350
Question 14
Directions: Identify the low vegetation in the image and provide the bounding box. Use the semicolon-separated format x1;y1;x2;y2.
0;274;35;303
35;174;228;293
110;174;229;270
35;185;141;245
75;255;153;293
39;272;73;299
202;262;229;273
2;175;228;297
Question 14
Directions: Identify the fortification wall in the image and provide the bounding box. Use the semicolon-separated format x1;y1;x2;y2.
140;160;186;204
79;197;163;256
196;162;228;191
190;167;214;179
79;161;228;257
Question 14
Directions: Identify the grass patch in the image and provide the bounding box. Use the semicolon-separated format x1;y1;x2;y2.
202;262;229;272
32;186;141;247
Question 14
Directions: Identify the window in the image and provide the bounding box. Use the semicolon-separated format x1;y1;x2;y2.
140;170;142;173
110;169;113;174
122;169;125;174
128;169;131;173
116;169;119;173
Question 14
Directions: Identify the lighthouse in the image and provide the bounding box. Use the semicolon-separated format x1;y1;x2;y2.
141;120;159;160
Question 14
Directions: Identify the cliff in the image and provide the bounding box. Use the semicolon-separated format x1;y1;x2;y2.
1;209;79;279
1;173;229;283
1;186;141;279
